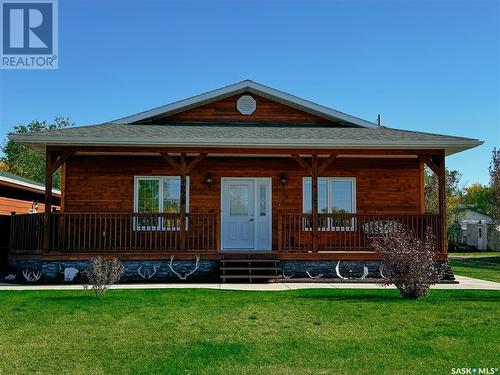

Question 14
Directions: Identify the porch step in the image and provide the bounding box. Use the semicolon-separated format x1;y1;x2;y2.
220;267;281;271
220;253;280;283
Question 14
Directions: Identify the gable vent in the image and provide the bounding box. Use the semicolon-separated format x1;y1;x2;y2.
237;95;256;115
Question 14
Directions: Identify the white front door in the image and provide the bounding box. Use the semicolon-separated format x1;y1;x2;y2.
221;178;272;250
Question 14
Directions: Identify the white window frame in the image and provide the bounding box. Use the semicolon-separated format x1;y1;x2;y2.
133;176;190;231
302;177;356;231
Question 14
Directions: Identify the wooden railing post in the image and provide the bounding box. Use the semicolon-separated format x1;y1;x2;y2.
311;154;318;252
43;149;53;252
179;153;187;252
277;211;283;252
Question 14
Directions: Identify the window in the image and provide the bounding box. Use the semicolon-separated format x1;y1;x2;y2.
134;176;189;230
302;177;356;230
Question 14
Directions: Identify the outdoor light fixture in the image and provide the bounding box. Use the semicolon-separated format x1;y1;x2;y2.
279;173;287;185
205;173;214;185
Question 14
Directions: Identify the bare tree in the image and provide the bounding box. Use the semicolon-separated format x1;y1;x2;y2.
371;227;444;299
83;257;124;298
490;148;500;225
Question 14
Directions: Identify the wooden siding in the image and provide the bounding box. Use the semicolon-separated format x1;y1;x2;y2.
64;155;423;215
145;94;335;125
0;197;48;216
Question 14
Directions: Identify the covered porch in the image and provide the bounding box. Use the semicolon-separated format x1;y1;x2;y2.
9;146;447;261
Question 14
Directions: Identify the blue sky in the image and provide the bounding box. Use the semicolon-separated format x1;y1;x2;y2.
0;0;498;185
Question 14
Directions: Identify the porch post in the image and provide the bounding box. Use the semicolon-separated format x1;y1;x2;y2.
311;154;318;252
437;153;447;254
179;153;187;252
43;148;53;252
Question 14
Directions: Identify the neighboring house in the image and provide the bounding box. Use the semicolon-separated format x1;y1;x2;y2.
458;208;499;251
7;80;482;282
0;171;60;269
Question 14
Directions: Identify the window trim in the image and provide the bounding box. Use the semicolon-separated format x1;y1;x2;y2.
133;176;190;231
302;177;356;231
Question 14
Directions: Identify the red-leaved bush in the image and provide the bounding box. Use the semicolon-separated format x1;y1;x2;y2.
371;227;444;299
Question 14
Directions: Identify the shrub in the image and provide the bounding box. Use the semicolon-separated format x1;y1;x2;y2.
371;227;443;299
83;257;124;298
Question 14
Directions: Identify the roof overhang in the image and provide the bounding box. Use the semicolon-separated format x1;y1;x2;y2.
11;136;483;156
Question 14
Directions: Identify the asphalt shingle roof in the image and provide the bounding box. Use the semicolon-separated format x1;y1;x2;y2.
10;123;482;155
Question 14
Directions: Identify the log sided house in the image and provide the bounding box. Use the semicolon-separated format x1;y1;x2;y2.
8;81;482;282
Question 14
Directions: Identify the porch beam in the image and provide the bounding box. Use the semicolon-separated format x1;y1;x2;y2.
185;153;207;174
51;145;443;156
437;153;447;254
43;148;54;252
50;150;75;174
291;154;312;175
160;153;183;174
317;153;338;175
418;153;440;175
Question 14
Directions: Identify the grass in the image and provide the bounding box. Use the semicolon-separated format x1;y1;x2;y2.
449;252;500;283
0;289;499;374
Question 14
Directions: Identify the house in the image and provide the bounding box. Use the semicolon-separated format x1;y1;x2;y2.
7;80;482;282
456;208;499;251
0;171;60;269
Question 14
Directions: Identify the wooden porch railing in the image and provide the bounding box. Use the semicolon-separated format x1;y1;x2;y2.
10;211;441;255
10;212;219;254
277;212;441;253
10;213;44;253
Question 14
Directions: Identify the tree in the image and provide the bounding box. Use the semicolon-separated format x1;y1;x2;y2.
1;118;74;188
490;148;500;225
424;166;462;229
461;183;493;215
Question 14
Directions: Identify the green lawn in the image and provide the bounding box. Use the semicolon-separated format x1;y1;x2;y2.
449;252;500;283
0;289;499;374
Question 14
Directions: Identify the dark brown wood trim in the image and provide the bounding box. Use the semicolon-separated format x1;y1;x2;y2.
10;251;448;262
186;153;207;174
54;145;443;156
291;154;312;175
317;153;337;175
50;151;75;174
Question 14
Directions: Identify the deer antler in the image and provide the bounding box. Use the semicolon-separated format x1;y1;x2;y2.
335;261;347;280
379;264;387;279
306;270;324;279
22;269;42;282
137;265;160;280
169;255;200;280
281;268;295;279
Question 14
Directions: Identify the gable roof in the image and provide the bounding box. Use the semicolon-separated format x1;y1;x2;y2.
0;170;61;195
8;80;483;156
111;80;379;128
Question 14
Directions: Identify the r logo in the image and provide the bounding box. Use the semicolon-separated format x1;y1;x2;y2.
2;2;53;54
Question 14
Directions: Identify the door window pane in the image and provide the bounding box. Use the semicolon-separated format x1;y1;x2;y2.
229;185;249;216
259;184;267;216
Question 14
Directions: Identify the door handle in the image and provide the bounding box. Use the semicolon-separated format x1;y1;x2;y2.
249;219;254;222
